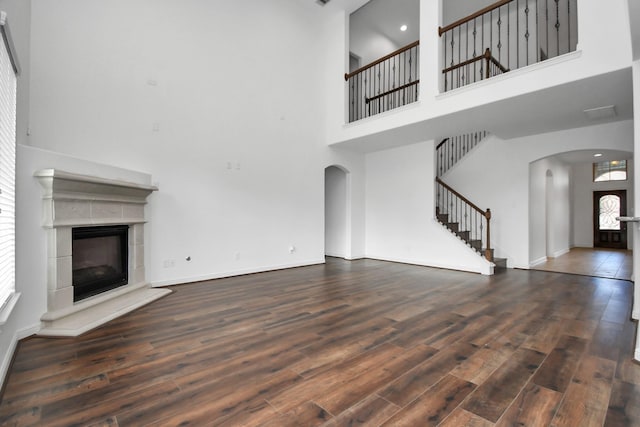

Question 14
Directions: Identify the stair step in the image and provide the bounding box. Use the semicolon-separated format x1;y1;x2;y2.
456;230;470;241
437;213;449;223
469;239;482;251
493;257;507;271
447;222;459;232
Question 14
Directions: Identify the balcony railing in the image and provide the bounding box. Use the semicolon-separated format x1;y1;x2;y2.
439;0;578;91
345;41;419;123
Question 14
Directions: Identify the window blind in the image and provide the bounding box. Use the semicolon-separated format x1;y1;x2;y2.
0;11;17;313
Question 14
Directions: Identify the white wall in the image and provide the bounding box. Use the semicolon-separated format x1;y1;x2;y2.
444;120;634;268
571;161;634;249
365;141;491;274
325;166;348;257
529;157;571;265
27;0;330;288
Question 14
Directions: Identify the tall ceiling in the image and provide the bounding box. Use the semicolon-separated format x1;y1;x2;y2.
349;0;420;65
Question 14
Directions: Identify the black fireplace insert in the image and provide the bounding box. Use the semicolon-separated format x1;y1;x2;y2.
72;225;129;302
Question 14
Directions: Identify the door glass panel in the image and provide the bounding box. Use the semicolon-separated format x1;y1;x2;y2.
599;195;621;230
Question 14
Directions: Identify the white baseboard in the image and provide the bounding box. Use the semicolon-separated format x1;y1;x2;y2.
636;346;640;363
529;257;548;267
552;248;570;258
364;254;490;275
150;258;326;287
325;251;347;259
1;323;40;391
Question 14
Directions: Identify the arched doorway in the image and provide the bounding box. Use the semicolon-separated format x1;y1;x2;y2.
325;166;349;258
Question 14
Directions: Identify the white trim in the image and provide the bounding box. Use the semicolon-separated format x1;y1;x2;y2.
325;251;347;259
635;346;640;363
551;248;571;258
0;323;39;391
529;257;549;267
0;292;20;326
150;258;326;288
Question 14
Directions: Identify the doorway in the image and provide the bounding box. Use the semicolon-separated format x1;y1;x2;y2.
593;190;627;249
325;166;349;258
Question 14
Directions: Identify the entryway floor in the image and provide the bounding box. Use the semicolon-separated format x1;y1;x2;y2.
531;247;632;281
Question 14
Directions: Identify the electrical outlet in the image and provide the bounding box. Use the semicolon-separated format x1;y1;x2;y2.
163;260;175;268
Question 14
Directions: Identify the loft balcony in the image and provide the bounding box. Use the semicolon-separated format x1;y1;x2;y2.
346;0;578;124
329;0;632;150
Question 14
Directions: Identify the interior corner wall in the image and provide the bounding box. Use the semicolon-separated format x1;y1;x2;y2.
571;160;635;249
27;0;328;288
325;166;347;258
364;141;490;274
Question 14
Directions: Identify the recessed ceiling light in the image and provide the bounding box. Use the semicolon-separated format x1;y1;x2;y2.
594;153;603;157
400;24;408;32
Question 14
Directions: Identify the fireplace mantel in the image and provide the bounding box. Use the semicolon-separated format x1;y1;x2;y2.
35;169;170;336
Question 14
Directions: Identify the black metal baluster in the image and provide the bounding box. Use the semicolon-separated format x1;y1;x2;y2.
497;6;502;64
567;0;571;53
525;0;530;65
507;3;511;70
535;0;539;61
555;0;560;56
546;0;549;60
517;0;520;68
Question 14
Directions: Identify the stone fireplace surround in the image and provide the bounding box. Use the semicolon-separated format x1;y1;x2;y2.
35;169;171;336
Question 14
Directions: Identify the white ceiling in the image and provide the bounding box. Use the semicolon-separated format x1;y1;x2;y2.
555;149;632;164
349;0;420;65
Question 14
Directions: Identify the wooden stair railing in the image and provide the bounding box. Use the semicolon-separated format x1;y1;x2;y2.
436;177;493;262
345;41;419;122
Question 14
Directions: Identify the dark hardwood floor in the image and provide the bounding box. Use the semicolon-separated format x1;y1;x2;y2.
1;258;639;426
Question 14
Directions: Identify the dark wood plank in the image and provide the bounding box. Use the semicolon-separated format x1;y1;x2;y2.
495;383;562;426
462;347;547;422
532;334;588;392
604;379;640;426
0;258;638;426
380;374;476;426
551;355;616;427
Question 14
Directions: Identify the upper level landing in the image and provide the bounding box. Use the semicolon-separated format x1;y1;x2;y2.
324;0;633;151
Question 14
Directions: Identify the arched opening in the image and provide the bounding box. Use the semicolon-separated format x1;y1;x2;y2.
325;166;349;258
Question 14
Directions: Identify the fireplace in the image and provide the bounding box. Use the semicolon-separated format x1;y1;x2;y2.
72;225;129;302
35;168;171;336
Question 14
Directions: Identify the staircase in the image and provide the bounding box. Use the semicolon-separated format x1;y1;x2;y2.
435;133;507;272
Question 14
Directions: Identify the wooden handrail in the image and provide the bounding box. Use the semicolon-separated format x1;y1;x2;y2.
365;80;419;104
436;177;489;219
435;138;449;150
345;40;419;81
442;49;509;75
439;0;514;36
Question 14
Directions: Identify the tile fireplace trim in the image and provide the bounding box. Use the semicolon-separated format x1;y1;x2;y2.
35;168;170;337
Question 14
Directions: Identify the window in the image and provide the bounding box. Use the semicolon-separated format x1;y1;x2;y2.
0;11;19;324
593;160;627;182
599;195;621;230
